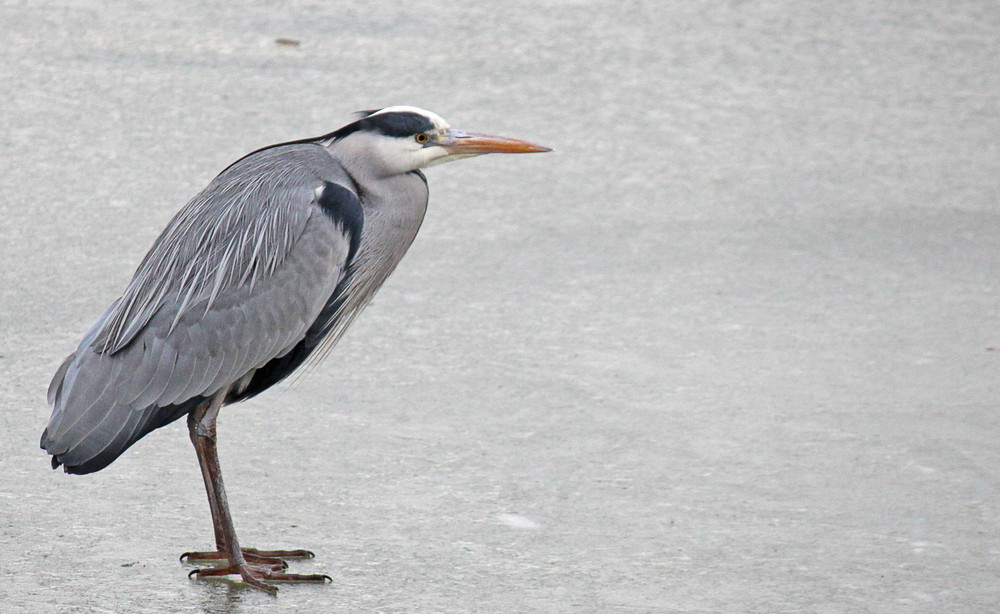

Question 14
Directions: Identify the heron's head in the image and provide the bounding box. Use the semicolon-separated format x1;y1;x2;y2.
325;106;550;177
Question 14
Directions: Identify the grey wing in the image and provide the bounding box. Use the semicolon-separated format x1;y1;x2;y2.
41;145;360;474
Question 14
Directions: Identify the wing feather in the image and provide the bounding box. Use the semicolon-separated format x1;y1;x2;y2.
47;354;74;406
184;320;225;398
157;337;201;407
42;357;126;455
90;147;338;355
131;342;177;410
119;338;167;406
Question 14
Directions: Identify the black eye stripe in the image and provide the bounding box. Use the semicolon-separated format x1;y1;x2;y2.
359;112;436;138
311;110;439;145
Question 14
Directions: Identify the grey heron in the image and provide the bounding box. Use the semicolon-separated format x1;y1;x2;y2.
40;106;549;593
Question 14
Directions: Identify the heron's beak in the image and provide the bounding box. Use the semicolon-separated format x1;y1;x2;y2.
438;129;551;155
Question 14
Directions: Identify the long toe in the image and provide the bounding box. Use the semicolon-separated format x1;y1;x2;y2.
243;547;314;559
188;561;330;594
181;547;312;565
184;550;283;565
180;550;226;562
189;562;284;578
260;571;332;584
189;563;280;594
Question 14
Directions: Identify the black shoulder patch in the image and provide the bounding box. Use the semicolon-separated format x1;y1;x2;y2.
316;181;364;263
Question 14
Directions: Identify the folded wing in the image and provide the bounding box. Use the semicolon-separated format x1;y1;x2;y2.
41;145;362;474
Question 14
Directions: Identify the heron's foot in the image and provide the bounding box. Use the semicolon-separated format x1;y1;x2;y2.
188;561;331;594
181;547;315;566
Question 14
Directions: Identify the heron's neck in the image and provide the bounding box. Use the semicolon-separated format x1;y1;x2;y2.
343;170;428;305
356;171;428;253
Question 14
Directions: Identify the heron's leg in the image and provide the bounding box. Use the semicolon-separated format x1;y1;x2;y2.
184;388;331;593
180;397;310;566
187;397;229;551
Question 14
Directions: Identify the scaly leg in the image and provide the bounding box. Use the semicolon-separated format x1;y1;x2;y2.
183;388;330;593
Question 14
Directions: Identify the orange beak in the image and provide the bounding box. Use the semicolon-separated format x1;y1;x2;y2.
439;129;552;155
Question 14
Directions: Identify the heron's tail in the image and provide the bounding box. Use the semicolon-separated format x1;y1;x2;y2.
41;351;201;475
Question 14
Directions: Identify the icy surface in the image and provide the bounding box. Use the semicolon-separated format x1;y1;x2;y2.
1;1;999;612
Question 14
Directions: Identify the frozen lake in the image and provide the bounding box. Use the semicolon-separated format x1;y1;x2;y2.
2;1;998;611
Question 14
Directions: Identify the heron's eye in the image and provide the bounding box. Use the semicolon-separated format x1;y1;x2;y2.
415;133;429;144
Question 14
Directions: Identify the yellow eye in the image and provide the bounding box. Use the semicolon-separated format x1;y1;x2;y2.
415;133;429;144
